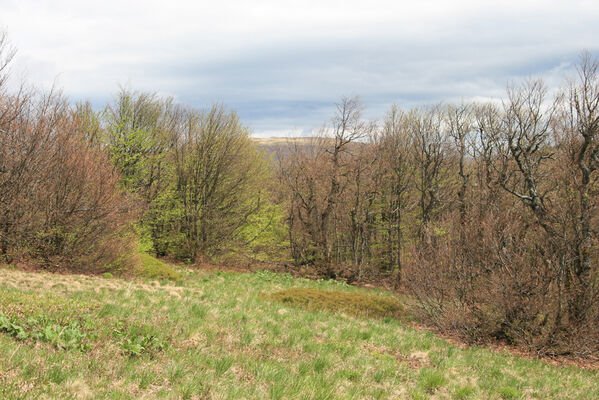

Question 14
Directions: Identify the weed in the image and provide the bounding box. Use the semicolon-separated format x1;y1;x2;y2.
113;324;168;357
0;311;89;350
0;312;28;339
34;321;89;350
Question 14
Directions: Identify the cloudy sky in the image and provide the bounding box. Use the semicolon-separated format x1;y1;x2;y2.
1;0;598;136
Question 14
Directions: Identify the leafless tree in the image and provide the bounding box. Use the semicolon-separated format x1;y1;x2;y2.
374;105;414;282
410;105;449;239
446;103;474;223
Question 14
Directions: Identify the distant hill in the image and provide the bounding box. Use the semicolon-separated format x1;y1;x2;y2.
252;137;318;155
251;137;315;146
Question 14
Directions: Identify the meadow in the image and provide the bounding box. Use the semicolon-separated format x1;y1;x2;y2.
0;263;597;399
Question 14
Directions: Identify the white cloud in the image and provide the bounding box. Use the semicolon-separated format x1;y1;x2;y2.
1;0;598;135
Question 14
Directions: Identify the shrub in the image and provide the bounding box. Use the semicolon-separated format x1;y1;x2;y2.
0;89;135;272
404;208;599;356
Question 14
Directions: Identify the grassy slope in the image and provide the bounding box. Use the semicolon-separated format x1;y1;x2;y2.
0;266;597;399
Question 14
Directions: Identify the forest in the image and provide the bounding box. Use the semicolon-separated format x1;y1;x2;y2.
1;30;598;359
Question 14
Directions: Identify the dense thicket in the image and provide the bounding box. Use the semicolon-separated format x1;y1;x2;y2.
276;54;599;355
0;35;133;270
0;33;280;269
100;90;279;262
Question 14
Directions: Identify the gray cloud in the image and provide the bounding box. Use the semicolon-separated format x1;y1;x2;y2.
1;0;598;136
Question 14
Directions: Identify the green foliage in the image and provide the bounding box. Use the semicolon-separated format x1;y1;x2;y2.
0;311;89;350
119;333;166;357
236;203;290;261
33;320;89;351
167;106;273;260
0;312;28;339
143;185;189;259
268;288;405;320
103;93;285;263
113;324;167;357
0;288;95;351
104;89;172;196
134;223;155;254
109;127;153;189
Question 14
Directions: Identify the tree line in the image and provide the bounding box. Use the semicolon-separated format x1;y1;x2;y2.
0;33;278;270
277;54;599;355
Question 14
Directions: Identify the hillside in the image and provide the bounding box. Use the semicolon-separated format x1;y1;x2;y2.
0;265;597;399
252;136;319;156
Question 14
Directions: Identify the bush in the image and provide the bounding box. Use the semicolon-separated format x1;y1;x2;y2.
0;90;135;272
404;209;599;356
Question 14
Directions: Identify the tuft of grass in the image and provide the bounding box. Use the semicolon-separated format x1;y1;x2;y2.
135;253;181;281
212;356;234;376
454;385;476;399
418;368;447;393
267;287;405;320
497;386;523;399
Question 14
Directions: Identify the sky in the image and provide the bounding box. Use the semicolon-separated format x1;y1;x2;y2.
1;0;598;137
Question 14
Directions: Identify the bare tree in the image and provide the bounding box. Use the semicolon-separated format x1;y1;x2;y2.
473;102;503;210
561;52;599;322
318;96;371;263
0;32;15;92
499;79;560;230
278;96;373;271
446;103;474;223
410;106;449;239
375;105;413;282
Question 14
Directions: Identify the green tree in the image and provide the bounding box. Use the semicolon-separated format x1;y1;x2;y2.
104;89;176;203
169;105;271;260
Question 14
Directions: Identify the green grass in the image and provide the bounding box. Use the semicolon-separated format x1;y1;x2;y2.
0;266;597;399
